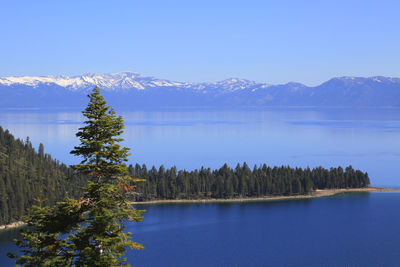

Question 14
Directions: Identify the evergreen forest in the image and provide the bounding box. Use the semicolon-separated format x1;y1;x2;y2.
0;126;370;226
129;163;370;201
0;126;85;225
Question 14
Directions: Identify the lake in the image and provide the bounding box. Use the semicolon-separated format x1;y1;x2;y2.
2;193;400;266
0;107;400;266
128;192;400;267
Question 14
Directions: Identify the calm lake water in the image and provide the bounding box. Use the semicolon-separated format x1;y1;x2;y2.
1;108;400;266
2;193;400;266
0;108;399;186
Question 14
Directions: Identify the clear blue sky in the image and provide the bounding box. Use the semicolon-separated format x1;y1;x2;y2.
1;0;399;85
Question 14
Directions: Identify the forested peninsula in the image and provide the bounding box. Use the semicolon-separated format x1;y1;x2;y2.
128;163;370;201
1;126;371;227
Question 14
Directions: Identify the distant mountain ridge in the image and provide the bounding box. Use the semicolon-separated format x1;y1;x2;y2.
0;72;269;93
1;72;399;108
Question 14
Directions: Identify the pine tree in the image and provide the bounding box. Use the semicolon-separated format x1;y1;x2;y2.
69;86;144;266
9;86;144;266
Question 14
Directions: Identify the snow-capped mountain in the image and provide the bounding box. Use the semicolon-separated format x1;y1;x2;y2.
0;72;399;109
0;72;267;93
0;72;184;91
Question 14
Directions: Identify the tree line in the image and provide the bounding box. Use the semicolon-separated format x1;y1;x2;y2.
0;129;370;225
129;162;370;201
0;126;85;225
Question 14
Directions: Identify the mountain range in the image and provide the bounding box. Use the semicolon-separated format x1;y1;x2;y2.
1;72;399;109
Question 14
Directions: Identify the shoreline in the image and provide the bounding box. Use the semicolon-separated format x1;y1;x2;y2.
0;221;25;231
130;186;400;205
1;187;399;230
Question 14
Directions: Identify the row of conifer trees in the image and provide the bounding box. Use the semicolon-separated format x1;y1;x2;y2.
0;126;370;225
129;163;370;201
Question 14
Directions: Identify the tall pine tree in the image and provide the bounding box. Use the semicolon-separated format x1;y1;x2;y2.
9;87;144;266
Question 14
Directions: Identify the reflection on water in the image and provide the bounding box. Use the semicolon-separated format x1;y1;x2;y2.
0;108;399;187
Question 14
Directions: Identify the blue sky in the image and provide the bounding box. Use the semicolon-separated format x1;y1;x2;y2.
1;0;399;85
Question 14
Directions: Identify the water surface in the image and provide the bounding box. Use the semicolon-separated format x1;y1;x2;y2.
1;192;400;266
1;108;400;266
126;192;400;267
0;108;399;186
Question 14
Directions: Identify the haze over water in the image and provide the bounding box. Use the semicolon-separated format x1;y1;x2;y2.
0;108;399;187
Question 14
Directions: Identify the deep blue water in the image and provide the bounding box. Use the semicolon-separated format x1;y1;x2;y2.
127;192;400;267
2;192;400;266
1;108;400;266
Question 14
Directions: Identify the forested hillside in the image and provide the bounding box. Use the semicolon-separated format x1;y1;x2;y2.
129;163;370;201
0;125;371;225
0;127;85;225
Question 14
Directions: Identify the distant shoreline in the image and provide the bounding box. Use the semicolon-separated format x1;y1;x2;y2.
130;186;400;205
2;187;399;230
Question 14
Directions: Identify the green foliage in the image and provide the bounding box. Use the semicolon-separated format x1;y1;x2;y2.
0;128;84;225
130;163;370;201
9;87;144;266
7;202;76;266
71;87;130;179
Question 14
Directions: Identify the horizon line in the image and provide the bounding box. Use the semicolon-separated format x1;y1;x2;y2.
1;71;399;88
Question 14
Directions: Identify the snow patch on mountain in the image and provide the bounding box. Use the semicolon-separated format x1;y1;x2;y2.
0;72;269;93
1;72;399;97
